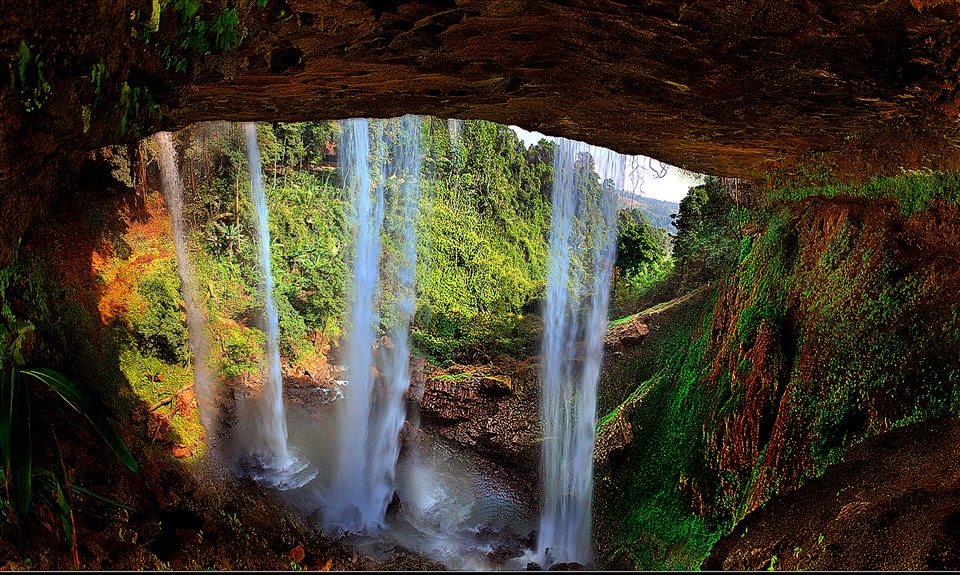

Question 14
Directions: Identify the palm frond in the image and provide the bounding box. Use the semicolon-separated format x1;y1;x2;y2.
20;368;140;476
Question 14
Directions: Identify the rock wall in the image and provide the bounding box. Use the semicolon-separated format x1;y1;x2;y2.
414;357;541;480
704;417;960;570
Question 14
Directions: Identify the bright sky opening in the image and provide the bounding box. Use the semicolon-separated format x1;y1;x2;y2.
509;125;702;204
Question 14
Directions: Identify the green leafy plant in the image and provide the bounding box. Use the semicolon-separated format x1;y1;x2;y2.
90;62;107;108
155;2;248;73
15;41;51;112
132;263;189;364
0;366;141;566
117;82;162;137
0;245;139;565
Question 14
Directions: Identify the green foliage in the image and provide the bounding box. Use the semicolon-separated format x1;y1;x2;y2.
0;367;140;564
132;260;189;364
90;62;107;108
413;119;552;360
617;210;668;278
764;161;960;216
612;209;671;313
0;249;139;559
411;310;540;365
265;163;346;361
672;176;739;285
606;289;724;569
218;323;265;380
733;215;789;348
610;259;675;319
210;7;240;51
153;1;251;73
15;41;51;113
117;82;162;137
19;368;140;477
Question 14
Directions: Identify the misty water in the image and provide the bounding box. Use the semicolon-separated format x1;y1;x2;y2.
276;400;538;570
538;139;621;566
236;122;315;489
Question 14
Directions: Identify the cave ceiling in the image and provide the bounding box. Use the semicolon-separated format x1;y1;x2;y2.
3;0;960;221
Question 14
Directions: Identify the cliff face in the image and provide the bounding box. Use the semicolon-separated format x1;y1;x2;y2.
704;417;960;570
595;187;960;569
6;1;960;260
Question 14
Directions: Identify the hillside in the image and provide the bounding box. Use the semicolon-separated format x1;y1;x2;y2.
617;192;680;231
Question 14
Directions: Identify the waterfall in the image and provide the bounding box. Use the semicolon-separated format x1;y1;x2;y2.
326;118;388;532
447;118;463;153
325;116;423;533
379;113;423;519
538;138;621;566
242;122;292;470
155;132;217;444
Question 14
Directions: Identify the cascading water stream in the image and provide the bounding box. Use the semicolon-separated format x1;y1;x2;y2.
447;118;463;153
326;118;388;531
377;114;424;525
242;122;315;487
155;132;217;443
538;138;621;567
325;116;424;534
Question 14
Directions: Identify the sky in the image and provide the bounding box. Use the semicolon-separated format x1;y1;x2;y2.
509;125;702;204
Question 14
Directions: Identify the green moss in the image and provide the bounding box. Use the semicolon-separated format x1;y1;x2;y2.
606;289;724;570
597;409;618;430
131;258;189;364
119;349;192;406
766;165;960;215
433;372;473;383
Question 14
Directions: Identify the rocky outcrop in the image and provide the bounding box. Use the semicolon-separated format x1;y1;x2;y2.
7;1;960;260
594;196;960;569
416;358;540;476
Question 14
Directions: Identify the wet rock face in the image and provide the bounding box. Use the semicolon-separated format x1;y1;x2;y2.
120;1;960;174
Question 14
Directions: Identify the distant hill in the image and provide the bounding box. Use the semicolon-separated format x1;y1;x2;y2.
616;192;680;232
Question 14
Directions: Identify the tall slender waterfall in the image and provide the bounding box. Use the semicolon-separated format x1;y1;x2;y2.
242;122;291;470
326;118;388;531
325;116;423;533
538;138;621;566
379;114;423;520
447;118;463;152
155;132;217;442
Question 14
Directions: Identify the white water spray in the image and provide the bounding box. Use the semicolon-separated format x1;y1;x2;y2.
538;138;622;566
155;132;217;442
242;122;293;470
379;114;423;520
447;118;463;153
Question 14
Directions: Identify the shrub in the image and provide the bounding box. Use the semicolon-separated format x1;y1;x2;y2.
132;260;189;364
